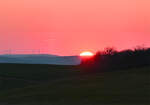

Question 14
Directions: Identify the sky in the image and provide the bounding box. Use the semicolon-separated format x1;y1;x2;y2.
0;0;150;55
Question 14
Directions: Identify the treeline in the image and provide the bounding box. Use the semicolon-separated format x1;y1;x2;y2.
80;47;150;72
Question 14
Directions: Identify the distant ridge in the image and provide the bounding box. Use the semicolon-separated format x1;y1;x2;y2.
0;54;81;65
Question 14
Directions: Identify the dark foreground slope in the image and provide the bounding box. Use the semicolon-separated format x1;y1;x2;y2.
0;64;149;105
0;63;79;91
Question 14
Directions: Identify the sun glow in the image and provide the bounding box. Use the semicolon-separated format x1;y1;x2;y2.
80;51;94;57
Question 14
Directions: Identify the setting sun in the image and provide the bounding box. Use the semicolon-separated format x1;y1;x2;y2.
80;51;94;57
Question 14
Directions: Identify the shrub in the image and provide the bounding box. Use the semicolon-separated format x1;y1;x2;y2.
80;47;150;73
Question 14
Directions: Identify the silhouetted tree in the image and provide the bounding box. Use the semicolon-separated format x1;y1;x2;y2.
80;47;150;73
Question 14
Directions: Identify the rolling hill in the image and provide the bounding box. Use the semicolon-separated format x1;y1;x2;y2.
0;54;81;65
0;64;149;105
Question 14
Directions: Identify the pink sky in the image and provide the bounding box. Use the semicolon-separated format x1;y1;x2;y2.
0;0;150;55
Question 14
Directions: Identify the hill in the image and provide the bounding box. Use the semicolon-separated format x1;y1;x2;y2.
0;54;81;65
0;64;149;105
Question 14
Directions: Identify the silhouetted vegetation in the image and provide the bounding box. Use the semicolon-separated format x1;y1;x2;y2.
0;58;149;104
80;47;150;72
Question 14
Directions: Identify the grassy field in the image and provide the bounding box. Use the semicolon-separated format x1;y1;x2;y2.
0;63;149;105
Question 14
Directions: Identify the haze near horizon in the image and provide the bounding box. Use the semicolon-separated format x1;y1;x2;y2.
0;0;150;55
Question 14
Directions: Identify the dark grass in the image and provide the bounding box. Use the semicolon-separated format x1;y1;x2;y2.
0;63;80;81
0;63;80;93
0;63;149;105
0;79;34;91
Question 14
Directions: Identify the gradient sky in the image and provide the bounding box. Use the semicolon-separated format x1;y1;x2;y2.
0;0;150;55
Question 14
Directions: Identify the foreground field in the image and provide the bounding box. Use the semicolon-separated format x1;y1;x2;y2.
0;64;149;105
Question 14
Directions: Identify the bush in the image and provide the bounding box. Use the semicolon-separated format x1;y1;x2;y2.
80;47;150;73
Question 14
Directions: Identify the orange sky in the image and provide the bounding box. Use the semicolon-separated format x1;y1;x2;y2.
0;0;150;55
